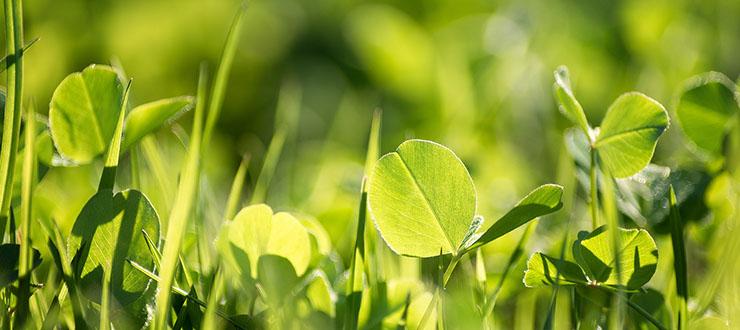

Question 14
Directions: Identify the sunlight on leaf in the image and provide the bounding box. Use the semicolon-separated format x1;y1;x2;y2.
594;92;669;178
49;65;123;163
367;139;476;257
572;226;658;290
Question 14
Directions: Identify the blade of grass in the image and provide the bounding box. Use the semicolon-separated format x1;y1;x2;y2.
128;260;243;329
142;229;162;269
0;0;25;240
668;186;688;329
0;36;36;75
15;100;36;328
202;2;247;148
250;81;301;204
481;223;534;321
201;265;225;330
344;180;368;330
153;64;208;330
363;109;382;285
98;79;132;191
141;136;175;221
97;79;131;330
224;154;250;220
626;297;668;330
42;230;87;326
544;139;577;330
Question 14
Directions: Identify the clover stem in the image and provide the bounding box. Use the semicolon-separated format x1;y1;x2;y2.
417;253;463;330
442;254;461;288
589;146;599;229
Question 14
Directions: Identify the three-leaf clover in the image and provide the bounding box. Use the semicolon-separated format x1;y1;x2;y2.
524;225;658;291
367;139;563;258
554;66;670;178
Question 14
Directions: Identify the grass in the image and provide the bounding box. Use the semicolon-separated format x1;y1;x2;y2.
2;0;739;329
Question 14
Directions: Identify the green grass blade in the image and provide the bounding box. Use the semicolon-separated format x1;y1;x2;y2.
153;64;208;330
482;223;533;320
0;0;25;231
201;265;225;330
99;78;131;191
15;100;36;327
202;2;247;147
129;260;243;329
250;81;301;204
626;298;668;330
344;184;367;330
224;154;250;220
0;37;37;75
142;229;162;269
668;186;688;329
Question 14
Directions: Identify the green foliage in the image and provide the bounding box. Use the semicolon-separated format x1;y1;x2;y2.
523;252;587;287
68;189;160;324
553;66;590;136
467;184;563;251
367;139;476;257
554;67;669;179
525;226;658;291
675;72;739;157
7;2;740;329
49;65;124;163
594;93;670;178
218;204;311;279
573;226;658;290
121;96;194;150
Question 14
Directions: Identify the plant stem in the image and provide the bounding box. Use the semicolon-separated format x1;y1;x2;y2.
589;146;599;229
0;0;25;235
417;253;463;329
442;254;461;288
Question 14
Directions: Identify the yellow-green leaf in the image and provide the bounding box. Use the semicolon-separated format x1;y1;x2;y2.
49;65;123;163
367;139;476;258
594;92;669;178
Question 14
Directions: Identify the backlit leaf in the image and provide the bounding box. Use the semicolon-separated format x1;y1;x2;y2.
467;184;563;251
594;92;669;178
523;252;587;287
572;226;658;290
218;204;311;279
121;96;194;150
68;189;159;326
367;139;476;257
49;65;123;163
675;72;739;156
553;66;590;136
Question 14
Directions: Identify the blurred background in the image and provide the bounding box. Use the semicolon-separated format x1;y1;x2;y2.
15;0;740;327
